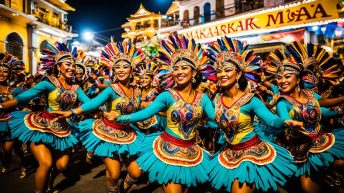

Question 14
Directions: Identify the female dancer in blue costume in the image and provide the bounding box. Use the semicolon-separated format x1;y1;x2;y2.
132;61;167;135
205;36;302;193
105;34;217;193
52;41;146;193
264;41;344;193
0;53;27;178
0;42;90;193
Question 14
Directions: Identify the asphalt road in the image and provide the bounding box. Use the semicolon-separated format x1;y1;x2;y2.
0;149;343;193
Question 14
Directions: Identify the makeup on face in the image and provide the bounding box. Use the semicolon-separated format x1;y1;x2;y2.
276;71;299;94
172;61;194;86
216;65;238;88
114;61;132;82
59;61;76;79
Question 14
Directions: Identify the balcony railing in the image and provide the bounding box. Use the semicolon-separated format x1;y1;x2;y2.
31;7;72;32
0;0;12;8
160;1;264;29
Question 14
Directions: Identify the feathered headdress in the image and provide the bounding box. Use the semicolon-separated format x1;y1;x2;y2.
156;34;216;89
286;41;343;87
0;52;24;72
263;48;302;77
207;36;262;82
100;41;144;69
132;60;161;88
39;41;77;74
133;60;160;77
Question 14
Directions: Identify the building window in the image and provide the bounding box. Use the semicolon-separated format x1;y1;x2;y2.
194;6;200;25
216;0;224;18
204;3;211;22
182;10;189;26
5;32;23;60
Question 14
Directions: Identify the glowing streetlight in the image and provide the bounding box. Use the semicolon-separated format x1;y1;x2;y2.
83;32;94;41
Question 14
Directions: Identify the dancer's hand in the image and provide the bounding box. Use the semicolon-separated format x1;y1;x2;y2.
104;111;120;121
284;120;304;131
50;110;72;121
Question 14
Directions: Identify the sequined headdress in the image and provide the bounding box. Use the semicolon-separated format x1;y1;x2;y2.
39;41;77;74
286;41;343;87
0;52;24;72
157;34;216;89
207;36;262;82
264;48;302;77
134;60;160;77
100;41;144;69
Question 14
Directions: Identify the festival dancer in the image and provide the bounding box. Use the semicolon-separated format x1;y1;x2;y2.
132;61;163;134
264;42;344;193
0;42;90;193
0;53;28;178
104;34;217;193
51;41;146;193
205;36;302;193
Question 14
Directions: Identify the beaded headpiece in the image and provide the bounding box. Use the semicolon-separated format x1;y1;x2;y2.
39;41;77;74
264;48;302;77
100;41;144;69
207;36;262;82
157;34;216;89
286;41;343;87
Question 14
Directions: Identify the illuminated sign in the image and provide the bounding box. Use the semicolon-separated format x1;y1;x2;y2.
178;0;341;41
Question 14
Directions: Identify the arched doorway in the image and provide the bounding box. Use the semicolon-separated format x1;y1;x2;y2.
5;32;23;60
183;10;189;26
194;6;200;25
204;3;211;22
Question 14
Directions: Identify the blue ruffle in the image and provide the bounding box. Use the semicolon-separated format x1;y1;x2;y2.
208;137;297;192
78;118;144;158
0;121;14;140
0;121;9;132
296;129;344;177
136;132;210;187
9;111;78;151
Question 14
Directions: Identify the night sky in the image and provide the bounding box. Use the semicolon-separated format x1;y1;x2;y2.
68;0;174;43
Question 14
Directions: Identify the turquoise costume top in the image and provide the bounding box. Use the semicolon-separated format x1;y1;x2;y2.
77;83;144;157
9;76;90;150
208;92;296;192
117;89;214;140
276;89;344;176
117;88;215;187
134;88;161;131
0;87;22;137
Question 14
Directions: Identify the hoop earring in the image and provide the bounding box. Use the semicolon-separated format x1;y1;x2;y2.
235;77;239;89
192;76;196;83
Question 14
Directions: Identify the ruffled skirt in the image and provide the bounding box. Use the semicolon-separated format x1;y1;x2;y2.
136;131;210;187
9;111;78;151
208;135;296;192
78;118;144;158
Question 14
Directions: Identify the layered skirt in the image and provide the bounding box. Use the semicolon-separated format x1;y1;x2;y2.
9;110;78;151
208;135;297;192
136;131;210;187
77;118;144;158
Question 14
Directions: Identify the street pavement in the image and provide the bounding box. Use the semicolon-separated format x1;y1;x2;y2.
0;149;343;193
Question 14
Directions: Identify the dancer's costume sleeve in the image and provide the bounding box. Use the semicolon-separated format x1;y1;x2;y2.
14;81;55;104
117;91;170;123
117;92;215;124
80;86;117;113
12;87;24;97
276;98;293;120
202;94;215;121
249;96;285;128
76;87;91;103
270;84;280;94
277;95;341;119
